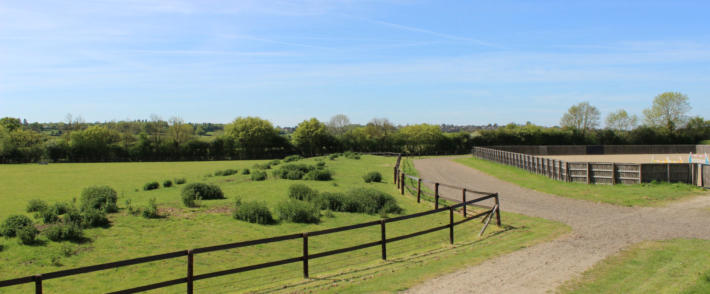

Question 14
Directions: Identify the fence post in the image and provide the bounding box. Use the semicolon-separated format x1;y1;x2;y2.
434;183;440;209
187;250;194;294
565;162;570;182
417;179;422;203
586;162;591;184
667;163;671;182
462;189;467;217
494;194;501;227
393;167;397;185
302;233;309;279
380;220;387;260
34;275;42;294
611;163;616;185
449;207;454;244
400;173;405;195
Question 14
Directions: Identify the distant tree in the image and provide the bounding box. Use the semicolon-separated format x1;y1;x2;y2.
560;102;600;135
168;116;193;146
224;117;281;157
0;117;21;132
398;124;445;154
364;118;396;151
146;114;166;146
605;109;638;131
292;118;334;156
643;91;691;132
70;126;119;161
326;114;351;137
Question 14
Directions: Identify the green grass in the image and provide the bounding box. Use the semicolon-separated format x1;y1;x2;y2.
559;239;710;294
0;155;568;293
454;157;704;206
699;140;710;145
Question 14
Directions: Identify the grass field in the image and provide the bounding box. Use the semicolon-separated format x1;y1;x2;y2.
0;155;568;293
454;157;704;206
559;239;710;294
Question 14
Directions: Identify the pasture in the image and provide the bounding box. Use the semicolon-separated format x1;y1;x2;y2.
0;155;567;293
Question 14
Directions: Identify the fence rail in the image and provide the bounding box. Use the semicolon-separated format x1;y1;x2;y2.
473;146;706;186
0;154;501;294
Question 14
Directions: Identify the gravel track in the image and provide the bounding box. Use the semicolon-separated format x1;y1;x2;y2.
405;157;710;294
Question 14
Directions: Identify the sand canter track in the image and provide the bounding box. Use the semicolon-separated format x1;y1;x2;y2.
405;156;710;294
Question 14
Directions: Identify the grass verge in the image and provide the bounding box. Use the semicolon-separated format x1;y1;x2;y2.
558;239;710;294
454;157;704;207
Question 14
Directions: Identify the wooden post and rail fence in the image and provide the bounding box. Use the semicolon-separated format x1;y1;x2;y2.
473;146;709;187
0;154;501;293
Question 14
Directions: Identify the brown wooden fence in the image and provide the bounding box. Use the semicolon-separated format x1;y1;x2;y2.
0;155;501;294
473;146;705;186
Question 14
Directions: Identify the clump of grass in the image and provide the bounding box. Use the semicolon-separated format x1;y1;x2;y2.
251;170;267;181
363;171;382;183
241;168;250;175
276;199;320;223
175;178;187;185
143;181;160;191
80;186;118;212
288;184;319;201
162;180;173;188
141;198;160;218
233;200;274;224
283;155;303;162
44;224;83;242
17;226;39;245
181;183;224;207
26;199;48;213
304;169;332;181
344;151;360;160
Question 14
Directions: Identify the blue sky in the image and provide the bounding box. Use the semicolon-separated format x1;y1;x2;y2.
1;0;709;127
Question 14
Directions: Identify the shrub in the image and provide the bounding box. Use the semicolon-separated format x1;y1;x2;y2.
344;151;360;160
241;168;250;175
44;224;83;242
233;201;274;224
175;178;187;185
17;226;39;245
276;200;320;223
316;161;326;168
143;181;160;191
328;153;340;160
298;188;402;215
80;186;118;212
314;192;349;211
142;198;160;218
288;184;319;201
82;209;110;228
251;171;267;181
26;199;48;213
269;159;281;166
283;155;303;162
1;215;34;237
345;188;402;214
304;169;332;181
272;164;314;179
163;180;173;188
50;202;72;215
64;208;83;227
223;169;238;176
363;171;382;183
35;208;60;224
181;183;224;207
253;163;271;170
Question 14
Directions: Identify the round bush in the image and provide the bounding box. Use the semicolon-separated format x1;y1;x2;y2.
233;201;274;224
35;208;60;224
316;161;326;167
50;202;72;215
1;215;34;237
175;178;187;185
285;170;305;180
82;209;110;228
288;184;318;201
241;168;250;175
181;183;224;207
17;226;39;245
80;186;118;212
26;199;48;213
251;171;267;181
304;169;332;181
363;171;382;183
283;155;303;162
163;180;173;188
276;200;320;224
44;224;83;242
143;181;160;191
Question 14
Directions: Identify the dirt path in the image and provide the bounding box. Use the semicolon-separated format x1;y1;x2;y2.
405;157;710;294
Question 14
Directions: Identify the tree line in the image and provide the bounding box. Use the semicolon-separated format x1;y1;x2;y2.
1;92;708;163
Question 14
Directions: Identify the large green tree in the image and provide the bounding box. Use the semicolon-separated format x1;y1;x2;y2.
643;91;691;132
224;117;281;157
560;102;600;135
605;109;638;131
292;118;334;156
398;124;445;154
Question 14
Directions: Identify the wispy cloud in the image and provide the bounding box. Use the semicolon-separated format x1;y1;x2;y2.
360;18;505;49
